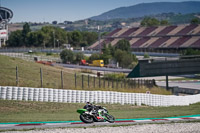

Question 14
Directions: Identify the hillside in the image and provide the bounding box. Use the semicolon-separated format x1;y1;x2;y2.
91;1;200;21
0;55;75;89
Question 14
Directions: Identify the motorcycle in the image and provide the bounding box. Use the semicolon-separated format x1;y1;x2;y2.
77;105;115;123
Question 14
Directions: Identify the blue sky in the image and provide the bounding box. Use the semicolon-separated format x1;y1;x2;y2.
2;0;200;23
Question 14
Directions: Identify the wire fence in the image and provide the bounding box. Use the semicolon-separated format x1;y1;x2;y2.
0;66;156;90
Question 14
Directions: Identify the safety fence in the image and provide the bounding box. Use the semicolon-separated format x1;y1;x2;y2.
0;86;200;106
0;65;155;90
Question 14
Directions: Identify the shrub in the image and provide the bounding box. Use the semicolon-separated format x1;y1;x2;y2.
104;73;126;81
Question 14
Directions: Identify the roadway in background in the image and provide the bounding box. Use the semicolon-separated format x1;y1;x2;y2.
0;48;180;57
55;63;132;73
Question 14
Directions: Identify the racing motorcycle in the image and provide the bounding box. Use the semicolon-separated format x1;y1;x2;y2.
77;105;115;123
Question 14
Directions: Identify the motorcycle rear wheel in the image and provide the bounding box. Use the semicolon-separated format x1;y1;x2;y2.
80;113;94;123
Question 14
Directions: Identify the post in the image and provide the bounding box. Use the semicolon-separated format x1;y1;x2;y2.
103;78;105;88
88;75;90;88
124;79;126;88
99;77;101;88
61;70;63;89
166;75;169;90
53;31;55;49
94;76;96;88
75;73;77;88
133;79;136;88
128;80;130;89
82;75;84;89
16;66;18;86
40;68;43;87
112;80;114;88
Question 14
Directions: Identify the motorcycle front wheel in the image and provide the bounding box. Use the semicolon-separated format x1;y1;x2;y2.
80;113;94;123
104;114;115;123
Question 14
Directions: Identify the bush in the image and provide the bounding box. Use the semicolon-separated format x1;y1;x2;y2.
60;49;75;63
46;52;53;56
144;53;150;58
183;49;200;56
104;73;126;81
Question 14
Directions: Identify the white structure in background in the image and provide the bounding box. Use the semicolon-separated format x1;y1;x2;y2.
0;7;13;47
0;29;8;47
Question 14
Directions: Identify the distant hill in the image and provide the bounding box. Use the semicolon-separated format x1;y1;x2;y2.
90;1;200;21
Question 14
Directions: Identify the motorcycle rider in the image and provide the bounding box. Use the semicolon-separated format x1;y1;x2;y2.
83;102;94;112
83;102;102;114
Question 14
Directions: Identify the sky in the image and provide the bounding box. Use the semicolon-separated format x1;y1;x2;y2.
2;0;200;23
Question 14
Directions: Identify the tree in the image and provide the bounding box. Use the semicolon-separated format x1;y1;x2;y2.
88;53;101;63
22;23;31;46
115;39;131;52
60;49;75;63
114;49;125;66
75;52;84;63
108;43;115;56
40;26;67;47
101;44;112;64
191;18;200;24
113;49;137;68
68;31;83;47
183;48;200;55
52;21;58;25
160;20;170;25
121;53;134;68
81;31;98;46
7;30;23;47
141;17;160;27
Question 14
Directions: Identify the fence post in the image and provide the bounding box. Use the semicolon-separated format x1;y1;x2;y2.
82;75;84;89
61;70;63;89
94;76;96;88
116;80;119;89
138;79;140;88
134;79;136;88
127;79;130;89
88;75;90;88
108;79;110;88
16;66;19;86
124;79;126;88
112;79;114;88
103;78;105;88
75;73;77;88
99;77;101;88
40;68;43;87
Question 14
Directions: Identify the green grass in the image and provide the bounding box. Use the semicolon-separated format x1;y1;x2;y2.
0;55;171;95
0;100;200;123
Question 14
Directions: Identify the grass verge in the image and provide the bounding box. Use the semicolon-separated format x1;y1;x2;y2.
0;100;200;123
0;55;171;95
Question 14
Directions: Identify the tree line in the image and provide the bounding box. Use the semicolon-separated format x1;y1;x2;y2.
60;39;138;69
7;23;98;48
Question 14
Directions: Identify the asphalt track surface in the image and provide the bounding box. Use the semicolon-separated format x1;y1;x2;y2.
56;63;132;73
1;114;200;130
156;81;200;90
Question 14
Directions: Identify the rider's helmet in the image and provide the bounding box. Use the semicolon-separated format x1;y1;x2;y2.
86;102;92;105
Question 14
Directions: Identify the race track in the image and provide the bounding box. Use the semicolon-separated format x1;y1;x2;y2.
1;114;200;131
